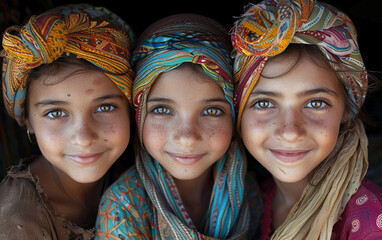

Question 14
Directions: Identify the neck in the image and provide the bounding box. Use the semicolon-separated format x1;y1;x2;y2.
274;177;309;207
173;167;214;228
51;163;103;204
271;177;309;230
30;155;104;228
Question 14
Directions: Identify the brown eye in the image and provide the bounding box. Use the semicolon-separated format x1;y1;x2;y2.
153;106;171;114
97;105;116;112
310;100;322;108
203;107;223;116
307;100;327;109
255;100;274;109
46;110;66;119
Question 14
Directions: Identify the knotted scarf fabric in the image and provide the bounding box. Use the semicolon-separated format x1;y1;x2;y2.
1;4;135;126
131;14;257;239
231;1;369;239
231;0;367;130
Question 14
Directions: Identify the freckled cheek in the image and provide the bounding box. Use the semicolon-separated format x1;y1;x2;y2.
101;121;130;143
142;121;169;148
204;123;232;144
311;119;341;148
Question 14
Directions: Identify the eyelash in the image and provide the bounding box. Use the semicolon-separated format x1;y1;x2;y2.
44;104;117;120
44;109;67;119
150;105;225;117
305;99;331;110
252;99;331;110
152;106;172;115
203;106;224;116
252;99;276;110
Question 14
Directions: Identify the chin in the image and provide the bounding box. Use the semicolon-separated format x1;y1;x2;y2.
170;170;204;181
69;170;106;184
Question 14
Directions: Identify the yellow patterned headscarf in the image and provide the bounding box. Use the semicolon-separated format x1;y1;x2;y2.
1;4;135;126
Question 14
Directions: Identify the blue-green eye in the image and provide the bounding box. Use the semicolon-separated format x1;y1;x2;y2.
153;106;172;115
203;107;223;116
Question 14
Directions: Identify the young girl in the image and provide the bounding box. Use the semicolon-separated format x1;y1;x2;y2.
95;14;262;239
231;0;382;239
0;4;135;239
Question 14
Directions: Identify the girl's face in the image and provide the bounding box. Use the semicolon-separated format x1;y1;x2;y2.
241;53;347;183
27;65;130;183
143;66;233;180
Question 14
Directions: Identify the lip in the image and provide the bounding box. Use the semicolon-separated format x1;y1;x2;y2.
269;149;310;164
167;152;206;165
66;152;104;165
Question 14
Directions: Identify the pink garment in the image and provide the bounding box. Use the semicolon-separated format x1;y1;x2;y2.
258;179;382;240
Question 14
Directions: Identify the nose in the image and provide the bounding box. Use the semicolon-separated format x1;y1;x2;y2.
275;108;305;142
71;115;98;147
172;117;202;149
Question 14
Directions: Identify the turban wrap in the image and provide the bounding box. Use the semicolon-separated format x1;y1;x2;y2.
132;14;234;128
231;1;369;239
130;14;258;239
231;0;368;130
1;4;135;126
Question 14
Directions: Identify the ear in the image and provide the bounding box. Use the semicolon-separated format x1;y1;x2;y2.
25;119;35;134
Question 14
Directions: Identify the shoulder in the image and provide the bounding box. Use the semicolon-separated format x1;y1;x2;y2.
0;163;55;239
101;166;148;206
332;179;382;239
97;166;155;239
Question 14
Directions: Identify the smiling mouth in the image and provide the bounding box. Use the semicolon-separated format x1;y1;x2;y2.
66;152;104;165
167;152;206;165
270;149;310;164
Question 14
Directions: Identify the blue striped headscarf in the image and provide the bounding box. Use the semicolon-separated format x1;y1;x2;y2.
130;14;255;239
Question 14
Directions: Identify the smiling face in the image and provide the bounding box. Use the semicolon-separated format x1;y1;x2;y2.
142;64;233;181
240;49;347;183
26;63;130;183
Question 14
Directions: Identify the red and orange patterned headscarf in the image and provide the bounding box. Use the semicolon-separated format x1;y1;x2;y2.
231;0;368;130
1;4;135;126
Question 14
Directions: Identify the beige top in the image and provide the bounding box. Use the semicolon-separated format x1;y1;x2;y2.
0;159;95;240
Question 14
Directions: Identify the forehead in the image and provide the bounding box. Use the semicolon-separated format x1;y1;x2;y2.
256;51;342;94
28;68;120;98
148;66;224;98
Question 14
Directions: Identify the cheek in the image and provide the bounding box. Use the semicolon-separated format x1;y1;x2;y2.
34;124;65;154
312;119;341;153
241;113;270;148
102;117;131;145
142;120;169;150
204;121;232;150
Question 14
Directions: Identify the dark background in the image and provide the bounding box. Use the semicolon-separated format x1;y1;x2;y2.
1;0;381;181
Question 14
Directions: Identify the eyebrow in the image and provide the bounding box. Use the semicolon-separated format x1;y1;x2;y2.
34;94;125;107
250;87;338;98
